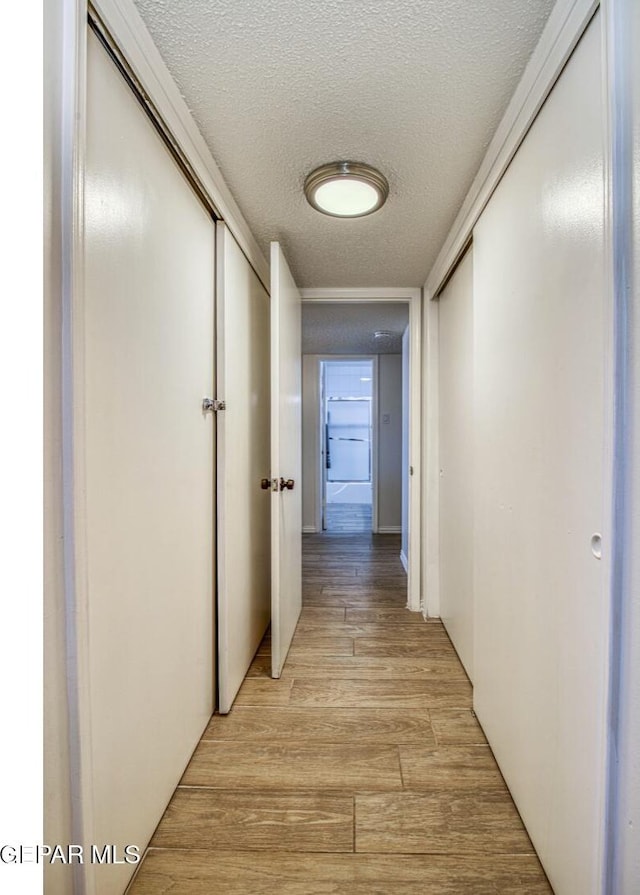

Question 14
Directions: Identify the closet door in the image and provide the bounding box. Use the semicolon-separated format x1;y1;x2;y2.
473;16;607;894
438;248;474;679
83;29;215;895
216;222;271;713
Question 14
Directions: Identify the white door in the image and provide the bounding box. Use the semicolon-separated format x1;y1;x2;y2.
217;223;271;712
438;248;474;679
472;16;607;894
82;29;215;895
270;242;302;678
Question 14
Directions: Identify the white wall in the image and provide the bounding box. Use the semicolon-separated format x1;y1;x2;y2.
44;2;73;892
401;328;410;565
302;354;403;532
438;248;474;679
473;16;607;895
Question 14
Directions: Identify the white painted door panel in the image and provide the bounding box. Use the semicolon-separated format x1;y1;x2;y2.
438;248;474;679
473;16;607;895
84;30;215;895
270;242;302;678
217;223;271;713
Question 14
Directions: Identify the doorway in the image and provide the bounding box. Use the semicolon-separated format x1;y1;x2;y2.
300;290;421;610
322;359;375;532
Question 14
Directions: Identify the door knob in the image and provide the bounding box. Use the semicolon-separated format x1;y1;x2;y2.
279;478;295;491
261;478;277;491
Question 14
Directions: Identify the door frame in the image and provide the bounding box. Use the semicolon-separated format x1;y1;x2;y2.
316;355;378;533
301;288;422;612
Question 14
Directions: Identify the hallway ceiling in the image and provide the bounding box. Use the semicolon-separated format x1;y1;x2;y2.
302;303;409;355
133;0;555;288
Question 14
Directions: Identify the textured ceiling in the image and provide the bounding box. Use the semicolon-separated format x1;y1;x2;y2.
133;0;555;287
302;303;408;354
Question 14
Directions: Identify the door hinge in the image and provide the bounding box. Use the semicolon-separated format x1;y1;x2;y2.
202;397;226;413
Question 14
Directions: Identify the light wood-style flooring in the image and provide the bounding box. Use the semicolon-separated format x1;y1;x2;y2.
324;502;372;532
128;533;552;894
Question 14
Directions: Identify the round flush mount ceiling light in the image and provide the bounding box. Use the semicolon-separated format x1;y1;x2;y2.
304;161;389;218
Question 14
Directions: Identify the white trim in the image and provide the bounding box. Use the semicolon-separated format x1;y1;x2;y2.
63;6;95;894
377;526;402;534
372;355;379;534
90;0;270;291
302;525;317;534
424;0;599;299
317;359;324;533
400;550;409;574
423;292;440;619
301;288;422;612
601;0;636;890
301;287;420;302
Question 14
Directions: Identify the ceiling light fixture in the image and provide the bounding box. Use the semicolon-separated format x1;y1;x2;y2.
304;162;389;218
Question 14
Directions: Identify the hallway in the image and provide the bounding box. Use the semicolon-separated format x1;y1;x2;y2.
128;534;551;893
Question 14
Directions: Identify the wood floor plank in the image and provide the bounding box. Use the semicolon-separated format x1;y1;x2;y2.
246;654;272;677
181;741;403;790
289;679;472;709
349;580;405;588
304;593;405;607
129;849;553;894
354;637;456;657
303;562;360;571
234;678;293;706
346;607;430;624
322;584;407;596
280;655;468;680
301;586;324;598
429;709;488;745
285;637;355;657
298;607;347;623
201;706;436;745
399;745;507;789
151;789;353;852
355;791;535;855
293;623;453;640
303;573;359;584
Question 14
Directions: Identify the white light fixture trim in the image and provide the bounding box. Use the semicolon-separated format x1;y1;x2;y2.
304;162;389;218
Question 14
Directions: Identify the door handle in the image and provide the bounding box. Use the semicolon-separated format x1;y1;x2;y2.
279;478;295;491
261;478;278;491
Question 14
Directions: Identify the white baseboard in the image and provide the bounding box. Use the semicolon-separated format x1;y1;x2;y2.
400;550;409;573
302;525;318;533
377;526;402;534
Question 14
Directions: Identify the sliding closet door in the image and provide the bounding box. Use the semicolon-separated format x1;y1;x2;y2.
83;29;215;895
438;248;474;679
473;15;607;895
